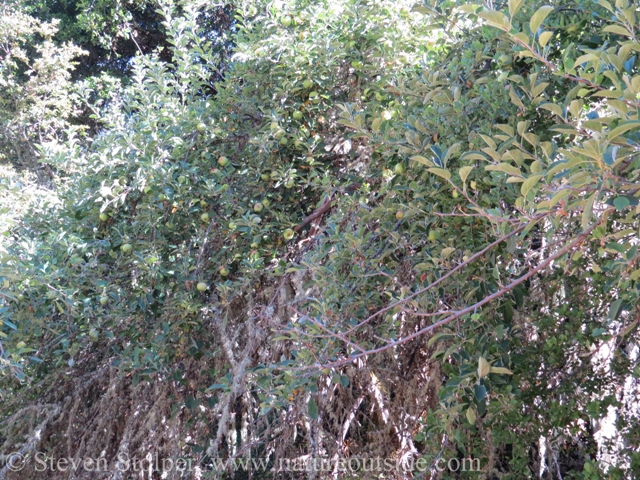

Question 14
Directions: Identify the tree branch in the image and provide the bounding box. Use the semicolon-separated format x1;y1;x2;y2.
313;210;610;370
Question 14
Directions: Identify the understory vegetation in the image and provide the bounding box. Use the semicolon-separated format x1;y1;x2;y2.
1;0;640;478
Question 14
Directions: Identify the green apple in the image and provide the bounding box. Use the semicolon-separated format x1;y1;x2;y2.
292;110;303;119
121;243;132;253
219;267;230;276
351;60;364;69
261;172;271;181
285;179;294;188
201;212;210;222
308;91;318;99
275;129;286;139
281;15;292;27
99;213;108;222
99;296;109;305
89;328;99;341
452;190;459;199
283;228;295;240
196;122;206;132
303;79;313;89
428;231;438;242
279;137;289;146
253;203;263;213
394;163;405;175
261;199;270;207
218;156;230;167
196;282;208;291
395;210;405;220
178;175;186;184
250;242;259;249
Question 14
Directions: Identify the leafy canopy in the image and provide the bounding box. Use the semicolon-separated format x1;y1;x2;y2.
1;0;639;478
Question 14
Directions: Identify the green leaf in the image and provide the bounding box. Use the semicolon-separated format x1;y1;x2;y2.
512;32;530;45
529;6;554;34
461;152;490;161
613;196;630;211
603;25;630;36
508;0;524;17
538;31;553;47
509;88;525;109
441;247;455;259
474;384;487;402
608;298;623;322
520;174;543;197
428;332;454;347
459;166;474;184
485;163;522;177
427;168;451;181
592;328;608;337
582;193;596;230
456;4;482;14
308;398;319;420
478;10;511;30
206;384;228;391
550;125;578;135
597;0;613;12
1;318;17;330
608;121;640;141
0;291;17;301
466;407;477;425
574;53;600;66
371;117;382;133
490;366;513;375
478;357;491;378
411;155;434;167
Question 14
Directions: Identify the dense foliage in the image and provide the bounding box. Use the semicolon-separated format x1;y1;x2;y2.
1;0;640;478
